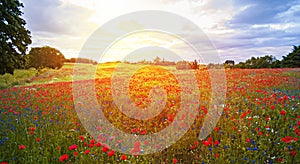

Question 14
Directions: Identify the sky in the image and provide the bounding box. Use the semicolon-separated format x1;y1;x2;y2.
20;0;300;63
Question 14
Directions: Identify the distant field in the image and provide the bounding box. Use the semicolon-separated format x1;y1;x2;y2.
0;63;299;163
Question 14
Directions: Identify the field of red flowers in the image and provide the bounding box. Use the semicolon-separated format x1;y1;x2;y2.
0;63;299;163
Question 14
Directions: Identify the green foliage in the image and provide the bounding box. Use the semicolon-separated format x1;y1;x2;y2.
0;0;31;75
234;55;280;69
28;46;66;70
0;68;39;89
234;45;300;69
281;45;300;68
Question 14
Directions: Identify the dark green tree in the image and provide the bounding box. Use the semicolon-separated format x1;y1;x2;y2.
281;45;300;68
271;59;281;68
234;62;246;68
0;0;31;74
235;55;279;69
28;46;65;70
256;55;277;68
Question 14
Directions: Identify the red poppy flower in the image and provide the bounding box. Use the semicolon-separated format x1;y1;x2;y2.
280;110;287;115
79;135;84;141
270;105;275;110
173;158;178;164
140;129;147;135
84;149;90;155
108;150;115;157
28;131;34;135
168;115;174;122
290;150;296;156
134;141;140;148
73;151;78;156
240;112;247;119
120;155;127;160
68;144;78;150
214;140;220;146
95;142;101;147
281;136;294;143
59;154;68;162
202;140;212;147
131;128;137;133
19;144;25;150
90;139;95;144
102;146;109;152
28;126;36;131
89;143;94;148
144;140;149;145
246;138;251;143
277;158;283;162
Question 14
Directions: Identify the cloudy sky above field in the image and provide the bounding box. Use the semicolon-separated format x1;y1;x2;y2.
20;0;300;63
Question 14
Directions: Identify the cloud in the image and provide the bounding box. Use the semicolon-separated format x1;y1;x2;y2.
18;0;299;62
20;0;98;58
22;0;95;35
208;0;300;62
230;0;292;25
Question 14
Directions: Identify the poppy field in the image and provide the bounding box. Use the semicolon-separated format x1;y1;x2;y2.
0;63;299;163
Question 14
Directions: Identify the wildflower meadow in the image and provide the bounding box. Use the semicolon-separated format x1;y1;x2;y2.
0;63;299;163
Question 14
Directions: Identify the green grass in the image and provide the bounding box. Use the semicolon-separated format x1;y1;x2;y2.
0;68;40;89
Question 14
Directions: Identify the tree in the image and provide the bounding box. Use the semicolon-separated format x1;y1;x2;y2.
234;55;279;69
0;0;31;74
281;45;300;68
271;59;281;68
255;55;276;68
28;46;65;70
234;62;246;68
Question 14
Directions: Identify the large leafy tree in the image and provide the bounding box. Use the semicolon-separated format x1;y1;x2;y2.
0;0;31;74
281;45;300;68
28;46;65;70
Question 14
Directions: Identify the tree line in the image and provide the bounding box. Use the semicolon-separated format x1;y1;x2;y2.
65;58;98;65
233;45;300;69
